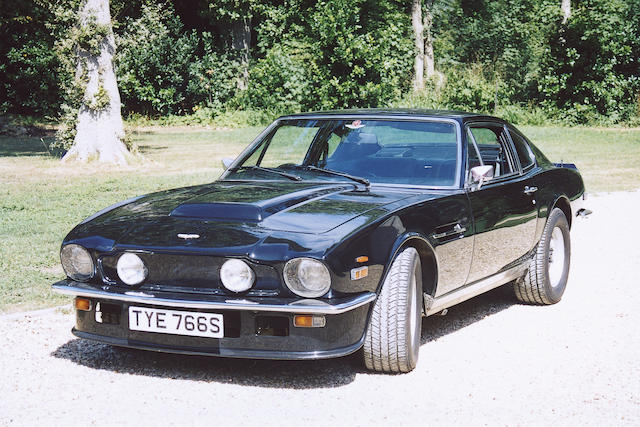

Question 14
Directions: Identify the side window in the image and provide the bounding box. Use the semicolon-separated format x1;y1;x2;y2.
468;124;516;177
469;127;498;145
508;128;536;170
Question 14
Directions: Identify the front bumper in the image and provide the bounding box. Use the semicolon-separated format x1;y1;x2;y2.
52;280;375;360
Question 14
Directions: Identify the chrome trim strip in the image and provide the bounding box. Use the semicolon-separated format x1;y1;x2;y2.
52;281;376;315
426;264;526;316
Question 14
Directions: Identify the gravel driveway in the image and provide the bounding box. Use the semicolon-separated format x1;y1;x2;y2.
1;191;639;426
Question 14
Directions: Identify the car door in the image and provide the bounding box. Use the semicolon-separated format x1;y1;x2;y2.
464;121;538;284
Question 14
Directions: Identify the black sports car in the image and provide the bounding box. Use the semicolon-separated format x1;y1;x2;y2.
53;110;588;372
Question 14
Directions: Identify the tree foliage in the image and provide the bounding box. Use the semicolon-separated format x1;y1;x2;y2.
0;0;69;116
1;0;638;124
537;0;640;123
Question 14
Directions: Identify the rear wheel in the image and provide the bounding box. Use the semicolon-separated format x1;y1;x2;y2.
514;207;571;304
363;247;422;373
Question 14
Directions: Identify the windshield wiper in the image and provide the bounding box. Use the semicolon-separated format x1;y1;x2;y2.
304;165;370;190
230;165;302;181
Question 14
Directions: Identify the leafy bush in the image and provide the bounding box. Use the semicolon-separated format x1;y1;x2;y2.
0;1;67;116
187;32;242;112
440;65;505;113
2;0;639;126
391;77;446;110
116;2;198;116
124;108;273;128
305;0;413;109
395;65;507;114
211;109;275;127
2;40;62;116
494;104;550;126
537;0;640;124
243;45;312;115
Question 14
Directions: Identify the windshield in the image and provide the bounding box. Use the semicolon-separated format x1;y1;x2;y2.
224;118;460;187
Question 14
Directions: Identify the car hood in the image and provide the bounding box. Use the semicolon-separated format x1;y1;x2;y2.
68;180;416;252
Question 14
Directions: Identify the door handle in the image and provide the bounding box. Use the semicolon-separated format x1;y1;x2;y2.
433;223;466;239
524;186;538;195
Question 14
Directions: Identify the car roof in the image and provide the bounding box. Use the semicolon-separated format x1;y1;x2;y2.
279;108;505;123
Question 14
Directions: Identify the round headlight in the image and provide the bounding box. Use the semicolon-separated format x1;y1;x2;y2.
117;253;148;286
283;258;331;298
60;244;94;281
220;259;255;293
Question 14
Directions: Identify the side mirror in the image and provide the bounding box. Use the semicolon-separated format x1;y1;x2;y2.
470;165;494;189
221;158;234;170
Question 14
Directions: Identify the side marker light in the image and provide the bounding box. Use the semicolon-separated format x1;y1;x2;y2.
350;266;368;280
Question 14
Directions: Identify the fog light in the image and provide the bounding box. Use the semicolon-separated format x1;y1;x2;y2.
75;297;92;311
117;253;148;286
220;259;255;292
293;315;326;328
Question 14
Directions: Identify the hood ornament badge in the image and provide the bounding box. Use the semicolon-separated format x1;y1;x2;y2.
177;233;200;240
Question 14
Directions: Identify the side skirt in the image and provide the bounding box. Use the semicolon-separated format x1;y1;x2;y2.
424;264;527;316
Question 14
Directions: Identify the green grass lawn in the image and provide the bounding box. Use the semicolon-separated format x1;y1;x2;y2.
521;126;640;192
1;125;639;313
0;126;261;313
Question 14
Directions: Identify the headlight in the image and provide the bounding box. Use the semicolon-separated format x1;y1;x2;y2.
283;258;331;298
117;253;148;286
60;244;94;281
220;259;255;292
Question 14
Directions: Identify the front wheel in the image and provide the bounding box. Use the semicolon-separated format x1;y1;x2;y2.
363;247;422;373
514;207;571;304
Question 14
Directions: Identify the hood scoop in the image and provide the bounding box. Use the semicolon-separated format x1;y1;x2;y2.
170;203;264;222
169;184;351;222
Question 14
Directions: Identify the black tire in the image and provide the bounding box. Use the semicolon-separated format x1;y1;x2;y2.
514;207;571;305
363;247;422;373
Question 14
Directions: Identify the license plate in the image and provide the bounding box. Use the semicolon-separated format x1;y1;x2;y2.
128;306;223;338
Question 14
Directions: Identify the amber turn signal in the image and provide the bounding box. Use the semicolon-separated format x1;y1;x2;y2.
75;297;92;311
355;256;368;263
293;315;326;328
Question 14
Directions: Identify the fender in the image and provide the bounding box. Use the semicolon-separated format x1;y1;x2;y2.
533;193;571;244
378;231;439;313
551;195;572;223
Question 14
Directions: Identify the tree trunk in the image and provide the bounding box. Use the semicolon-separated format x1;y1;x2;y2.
411;0;424;91
232;17;251;91
561;0;571;24
423;0;435;79
63;0;129;165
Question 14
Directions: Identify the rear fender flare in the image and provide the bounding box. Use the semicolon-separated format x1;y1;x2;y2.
551;195;573;229
534;194;572;243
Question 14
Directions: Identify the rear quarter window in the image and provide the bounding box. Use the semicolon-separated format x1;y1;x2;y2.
508;128;536;170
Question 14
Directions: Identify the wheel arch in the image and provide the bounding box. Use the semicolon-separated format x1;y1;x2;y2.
386;233;438;299
552;195;572;229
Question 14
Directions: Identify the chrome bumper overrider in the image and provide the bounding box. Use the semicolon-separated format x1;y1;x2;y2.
52;280;376;315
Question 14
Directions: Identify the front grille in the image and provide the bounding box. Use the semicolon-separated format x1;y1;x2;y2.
99;253;281;295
